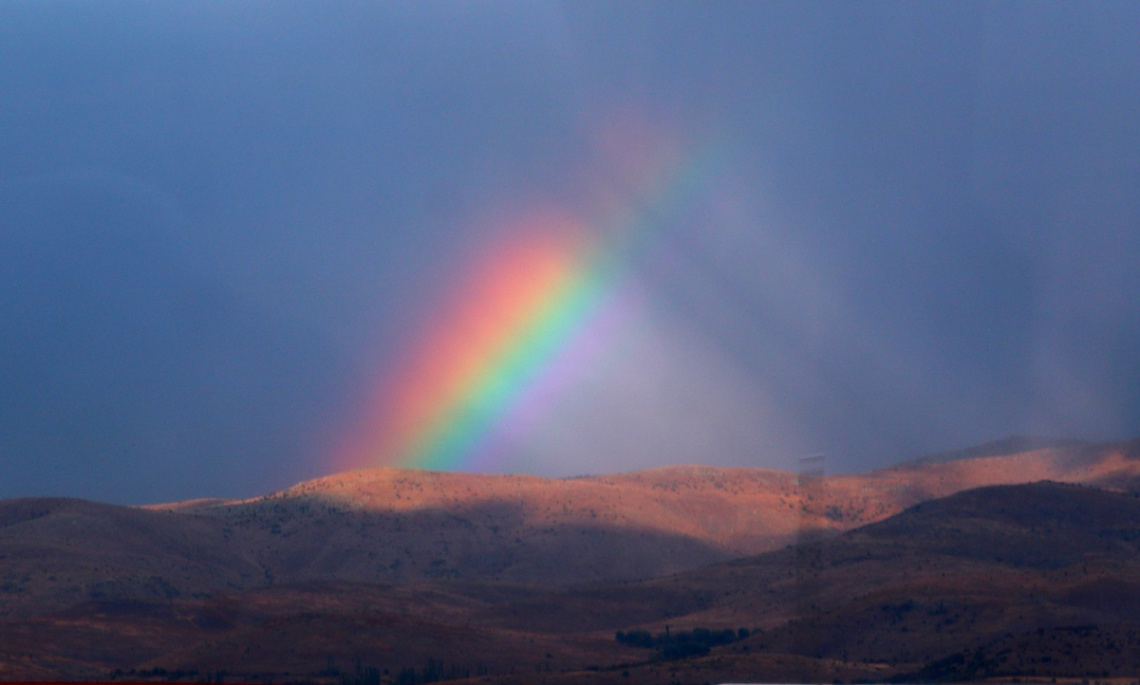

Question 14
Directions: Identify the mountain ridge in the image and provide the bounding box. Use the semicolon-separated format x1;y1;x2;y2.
2;436;1138;625
8;478;1140;682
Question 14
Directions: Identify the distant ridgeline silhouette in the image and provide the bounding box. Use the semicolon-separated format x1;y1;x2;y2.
900;435;1090;466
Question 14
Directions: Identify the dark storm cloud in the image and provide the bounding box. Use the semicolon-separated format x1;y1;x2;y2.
2;1;1138;502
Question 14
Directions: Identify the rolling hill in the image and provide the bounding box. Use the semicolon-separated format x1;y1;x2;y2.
3;436;1140;681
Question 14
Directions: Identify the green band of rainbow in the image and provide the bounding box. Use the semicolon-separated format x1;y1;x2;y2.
336;136;723;472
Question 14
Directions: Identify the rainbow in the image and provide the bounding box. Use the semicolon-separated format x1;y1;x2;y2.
336;137;721;473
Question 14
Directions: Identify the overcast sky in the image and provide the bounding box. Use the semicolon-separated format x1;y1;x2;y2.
3;1;1139;504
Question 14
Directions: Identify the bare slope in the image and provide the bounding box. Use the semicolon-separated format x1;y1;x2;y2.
186;435;1140;584
2;437;1138;619
8;480;1140;682
0;498;262;618
453;480;1140;683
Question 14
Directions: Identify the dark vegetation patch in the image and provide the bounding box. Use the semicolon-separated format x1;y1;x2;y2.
615;626;751;660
